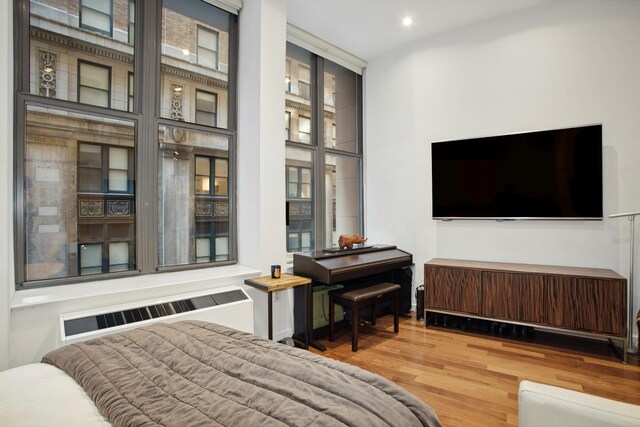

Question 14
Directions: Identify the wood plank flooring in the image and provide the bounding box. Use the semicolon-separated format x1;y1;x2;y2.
311;315;640;427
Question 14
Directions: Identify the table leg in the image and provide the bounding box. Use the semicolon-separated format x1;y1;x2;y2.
304;283;310;350
268;291;273;340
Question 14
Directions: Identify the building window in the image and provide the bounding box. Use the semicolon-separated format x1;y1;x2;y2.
16;0;238;288
78;240;132;275
79;243;102;275
127;72;134;112
161;5;230;128
288;229;312;253
197;26;219;70
298;115;311;144
128;0;135;44
284;42;363;252
75;141;135;277
214;158;229;196
195;90;217;127
78;143;133;194
285;111;291;141
332;124;336;147
285;146;315;253
194;155;229;264
80;0;113;36
78;143;103;193
108;147;130;192
78;60;111;108
77;221;135;276
298;64;311;98
285;60;291;92
287;166;311;199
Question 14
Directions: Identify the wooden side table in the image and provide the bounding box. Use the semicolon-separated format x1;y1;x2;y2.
244;274;312;349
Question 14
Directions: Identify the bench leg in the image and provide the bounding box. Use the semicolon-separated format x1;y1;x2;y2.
393;290;399;334
352;303;359;352
329;298;335;342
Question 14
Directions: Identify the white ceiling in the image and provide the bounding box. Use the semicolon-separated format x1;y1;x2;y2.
286;0;557;62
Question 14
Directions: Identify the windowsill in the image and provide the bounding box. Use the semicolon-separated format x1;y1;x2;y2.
11;264;261;309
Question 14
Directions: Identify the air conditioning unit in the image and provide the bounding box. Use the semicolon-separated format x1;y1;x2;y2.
59;285;253;346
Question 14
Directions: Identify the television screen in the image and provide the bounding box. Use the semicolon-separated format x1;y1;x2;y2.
431;125;603;220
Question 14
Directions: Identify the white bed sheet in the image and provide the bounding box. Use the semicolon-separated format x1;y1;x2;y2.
0;363;112;426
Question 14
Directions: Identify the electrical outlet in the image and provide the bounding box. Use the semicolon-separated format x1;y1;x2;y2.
274;292;280;301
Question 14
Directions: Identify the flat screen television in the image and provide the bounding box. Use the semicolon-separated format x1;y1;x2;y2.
431;124;603;220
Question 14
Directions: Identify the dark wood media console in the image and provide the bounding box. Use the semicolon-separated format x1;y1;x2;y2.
424;259;628;361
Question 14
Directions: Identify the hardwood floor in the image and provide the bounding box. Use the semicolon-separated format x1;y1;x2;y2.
311;315;640;427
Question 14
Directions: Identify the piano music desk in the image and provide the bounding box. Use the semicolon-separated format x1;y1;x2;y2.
244;274;312;349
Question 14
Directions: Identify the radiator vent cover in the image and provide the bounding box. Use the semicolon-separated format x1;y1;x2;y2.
60;286;253;345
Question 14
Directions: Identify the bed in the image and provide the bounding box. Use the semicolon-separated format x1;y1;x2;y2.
0;320;441;426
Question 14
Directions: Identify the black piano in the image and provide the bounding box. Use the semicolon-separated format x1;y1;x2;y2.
293;244;413;350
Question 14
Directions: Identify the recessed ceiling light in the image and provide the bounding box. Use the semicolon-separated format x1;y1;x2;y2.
182;48;190;55
402;16;413;27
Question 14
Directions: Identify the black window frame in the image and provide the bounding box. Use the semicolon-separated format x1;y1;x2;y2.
284;42;364;253
14;0;239;289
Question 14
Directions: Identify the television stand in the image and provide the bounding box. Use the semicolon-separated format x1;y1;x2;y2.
424;259;628;362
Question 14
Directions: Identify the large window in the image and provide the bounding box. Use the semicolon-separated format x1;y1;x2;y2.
284;42;363;253
22;106;136;282
15;0;238;288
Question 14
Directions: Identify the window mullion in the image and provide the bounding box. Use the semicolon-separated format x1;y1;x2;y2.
313;56;326;250
137;0;161;274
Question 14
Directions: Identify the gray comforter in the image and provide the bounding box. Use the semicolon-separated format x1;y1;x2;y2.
43;320;441;426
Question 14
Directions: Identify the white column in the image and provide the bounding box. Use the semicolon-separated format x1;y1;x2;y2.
0;0;14;370
237;0;288;338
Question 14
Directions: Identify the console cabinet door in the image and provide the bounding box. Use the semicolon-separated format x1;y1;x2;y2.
481;272;545;323
546;276;626;336
425;266;480;314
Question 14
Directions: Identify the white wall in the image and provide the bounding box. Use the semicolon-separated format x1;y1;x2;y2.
0;0;14;371
364;0;640;344
237;0;290;339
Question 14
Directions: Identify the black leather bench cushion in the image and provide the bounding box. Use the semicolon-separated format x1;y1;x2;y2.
331;282;400;302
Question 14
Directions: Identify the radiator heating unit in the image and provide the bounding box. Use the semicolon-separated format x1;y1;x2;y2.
59;285;253;346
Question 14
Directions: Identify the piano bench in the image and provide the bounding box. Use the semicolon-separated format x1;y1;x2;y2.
329;282;400;352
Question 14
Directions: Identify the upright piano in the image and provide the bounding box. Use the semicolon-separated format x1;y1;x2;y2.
293;244;413;350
